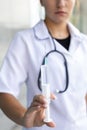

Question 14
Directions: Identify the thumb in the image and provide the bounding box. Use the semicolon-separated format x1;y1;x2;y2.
50;93;57;100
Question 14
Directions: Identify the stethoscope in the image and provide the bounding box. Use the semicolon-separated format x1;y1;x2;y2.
38;34;69;94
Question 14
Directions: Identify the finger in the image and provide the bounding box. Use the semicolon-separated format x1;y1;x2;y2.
33;95;47;104
31;101;47;108
28;105;41;114
50;93;57;100
30;102;41;107
46;121;56;127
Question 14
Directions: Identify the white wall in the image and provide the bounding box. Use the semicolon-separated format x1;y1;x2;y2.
0;0;42;28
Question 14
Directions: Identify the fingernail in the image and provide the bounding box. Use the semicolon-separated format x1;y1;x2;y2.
53;95;57;100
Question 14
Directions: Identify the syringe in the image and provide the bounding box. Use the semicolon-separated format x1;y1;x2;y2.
41;58;52;122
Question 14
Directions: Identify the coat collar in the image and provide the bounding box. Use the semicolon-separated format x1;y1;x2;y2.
33;20;49;40
33;20;83;41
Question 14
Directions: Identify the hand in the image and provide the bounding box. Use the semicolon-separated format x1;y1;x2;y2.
22;94;56;128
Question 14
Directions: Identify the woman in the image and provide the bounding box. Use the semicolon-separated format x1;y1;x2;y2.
0;0;87;130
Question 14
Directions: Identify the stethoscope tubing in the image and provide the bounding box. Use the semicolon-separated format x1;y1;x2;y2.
38;35;69;94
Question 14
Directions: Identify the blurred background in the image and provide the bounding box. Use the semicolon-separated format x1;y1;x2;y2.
0;0;87;130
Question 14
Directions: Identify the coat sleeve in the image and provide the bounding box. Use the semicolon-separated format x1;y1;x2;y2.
0;32;28;97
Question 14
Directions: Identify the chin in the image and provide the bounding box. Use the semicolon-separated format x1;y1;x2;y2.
53;17;69;24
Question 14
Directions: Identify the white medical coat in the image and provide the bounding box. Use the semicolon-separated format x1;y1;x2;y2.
0;20;87;130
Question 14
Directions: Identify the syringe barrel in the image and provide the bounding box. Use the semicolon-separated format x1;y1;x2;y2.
41;83;52;122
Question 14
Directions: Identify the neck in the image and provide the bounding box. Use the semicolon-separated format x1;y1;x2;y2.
44;19;69;39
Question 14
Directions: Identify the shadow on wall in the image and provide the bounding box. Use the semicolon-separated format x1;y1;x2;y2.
0;25;28;43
